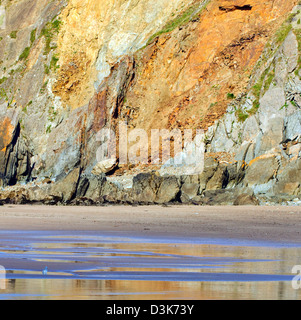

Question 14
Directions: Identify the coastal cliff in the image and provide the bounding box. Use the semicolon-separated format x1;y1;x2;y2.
0;0;300;206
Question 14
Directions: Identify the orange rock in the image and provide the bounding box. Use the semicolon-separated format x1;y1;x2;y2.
0;117;15;153
125;0;297;135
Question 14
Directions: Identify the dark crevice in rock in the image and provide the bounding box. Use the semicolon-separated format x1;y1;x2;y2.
219;5;253;13
3;123;33;187
70;167;84;202
112;57;136;120
4;123;21;186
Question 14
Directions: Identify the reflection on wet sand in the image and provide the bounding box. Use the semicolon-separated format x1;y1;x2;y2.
0;231;300;300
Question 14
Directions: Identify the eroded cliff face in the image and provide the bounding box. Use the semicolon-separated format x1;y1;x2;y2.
0;0;196;183
54;0;195;109
125;0;297;134
0;0;300;205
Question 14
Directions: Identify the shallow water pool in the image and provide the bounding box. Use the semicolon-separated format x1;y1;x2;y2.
0;231;300;300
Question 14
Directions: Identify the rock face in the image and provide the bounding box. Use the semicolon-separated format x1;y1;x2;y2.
0;0;300;206
125;0;297;135
274;159;301;196
131;173;181;204
92;159;118;175
243;155;279;187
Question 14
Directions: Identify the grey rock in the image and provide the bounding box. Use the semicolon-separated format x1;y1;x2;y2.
235;142;252;162
199;157;219;192
245;143;256;164
258;87;286;133
284;110;301;141
101;181;124;203
131;172;180;204
180;182;199;203
156;176;180;204
244;155;279;187
50;168;81;203
241;116;259;142
206;165;229;191
274;159;301;195
226;161;246;188
27;184;52;203
201;189;236;206
77;173;107;201
131;172;162;203
210;121;235;152
282;31;299;74
255;118;284;157
233;193;259;206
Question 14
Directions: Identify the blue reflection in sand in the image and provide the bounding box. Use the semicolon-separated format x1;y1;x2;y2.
0;231;300;299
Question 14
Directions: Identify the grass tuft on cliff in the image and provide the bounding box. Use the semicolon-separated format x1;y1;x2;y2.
146;1;209;46
40;18;62;55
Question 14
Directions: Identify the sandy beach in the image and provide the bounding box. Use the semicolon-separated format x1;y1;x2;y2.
0;204;301;300
0;204;300;244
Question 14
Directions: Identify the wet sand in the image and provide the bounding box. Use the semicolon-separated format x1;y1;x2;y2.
1;229;301;299
0;205;301;299
0;205;300;244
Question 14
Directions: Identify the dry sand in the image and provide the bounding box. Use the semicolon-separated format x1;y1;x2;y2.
0;205;300;244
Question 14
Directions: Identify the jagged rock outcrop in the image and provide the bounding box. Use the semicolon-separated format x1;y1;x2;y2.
205;4;301;202
0;154;253;205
